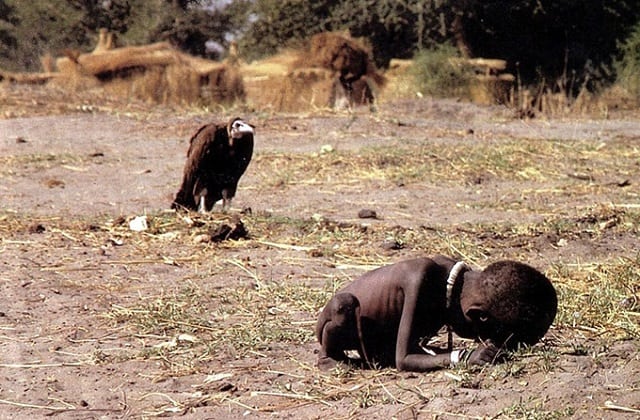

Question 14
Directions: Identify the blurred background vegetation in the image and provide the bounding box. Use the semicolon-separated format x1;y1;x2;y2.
1;0;640;99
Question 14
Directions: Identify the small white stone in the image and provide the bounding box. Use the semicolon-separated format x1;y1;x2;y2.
129;215;148;232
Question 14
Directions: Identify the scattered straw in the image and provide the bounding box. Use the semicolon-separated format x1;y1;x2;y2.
0;399;68;411
255;240;316;251
250;390;332;406
0;362;88;368
0;398;123;415
600;400;640;414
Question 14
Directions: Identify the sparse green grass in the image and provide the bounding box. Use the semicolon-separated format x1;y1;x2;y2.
487;344;559;382
100;274;329;374
498;398;575;419
105;284;212;335
252;138;640;188
16;200;630;383
3;200;638;350
550;255;640;339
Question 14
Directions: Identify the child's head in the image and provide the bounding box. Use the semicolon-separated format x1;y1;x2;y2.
462;261;557;349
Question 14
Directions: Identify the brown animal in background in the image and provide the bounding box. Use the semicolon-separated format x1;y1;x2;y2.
172;117;254;212
306;32;385;109
316;255;558;371
330;76;377;110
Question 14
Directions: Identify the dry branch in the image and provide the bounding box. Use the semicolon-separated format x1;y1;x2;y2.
0;70;58;84
56;42;183;76
600;400;640;414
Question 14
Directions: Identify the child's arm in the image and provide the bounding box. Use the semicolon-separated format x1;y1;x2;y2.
397;337;501;371
394;274;501;371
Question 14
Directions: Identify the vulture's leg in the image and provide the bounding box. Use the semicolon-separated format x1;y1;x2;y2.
196;187;208;213
198;196;207;213
193;182;208;213
221;189;232;212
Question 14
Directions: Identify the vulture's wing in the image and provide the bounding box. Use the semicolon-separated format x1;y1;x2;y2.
172;123;225;210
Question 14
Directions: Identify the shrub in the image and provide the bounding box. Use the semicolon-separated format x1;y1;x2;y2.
615;22;640;99
409;45;473;98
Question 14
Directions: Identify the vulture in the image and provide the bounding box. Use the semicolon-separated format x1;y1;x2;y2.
172;117;254;212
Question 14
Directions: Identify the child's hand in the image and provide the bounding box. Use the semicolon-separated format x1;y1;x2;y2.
467;341;501;365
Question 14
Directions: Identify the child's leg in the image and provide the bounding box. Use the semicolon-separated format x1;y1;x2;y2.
316;293;366;369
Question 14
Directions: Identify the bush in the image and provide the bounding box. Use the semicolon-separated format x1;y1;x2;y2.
615;22;640;99
410;45;473;98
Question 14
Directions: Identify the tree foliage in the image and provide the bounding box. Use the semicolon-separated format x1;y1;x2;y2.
236;0;458;66
239;0;640;88
1;0;639;91
234;0;334;62
328;1;453;68
0;0;18;65
455;0;640;88
149;5;237;58
4;1;86;70
0;0;242;71
615;20;640;98
68;0;132;35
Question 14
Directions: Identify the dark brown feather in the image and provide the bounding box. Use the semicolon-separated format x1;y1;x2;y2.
172;118;254;211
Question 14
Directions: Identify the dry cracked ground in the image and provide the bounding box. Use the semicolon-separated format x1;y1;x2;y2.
0;84;639;419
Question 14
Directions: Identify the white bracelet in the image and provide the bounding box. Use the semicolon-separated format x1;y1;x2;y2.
450;349;468;366
450;349;462;365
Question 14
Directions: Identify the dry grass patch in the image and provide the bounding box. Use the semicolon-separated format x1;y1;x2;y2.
252;137;639;188
0;152;87;176
0;199;638;416
24;203;627;378
550;257;640;340
99;273;327;376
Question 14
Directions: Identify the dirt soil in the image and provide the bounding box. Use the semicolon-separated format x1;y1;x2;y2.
0;84;639;419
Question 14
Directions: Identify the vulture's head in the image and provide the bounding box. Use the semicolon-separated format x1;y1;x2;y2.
228;118;254;146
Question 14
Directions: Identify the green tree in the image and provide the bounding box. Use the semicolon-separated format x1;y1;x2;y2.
452;0;640;88
238;0;460;66
0;0;18;67
1;0;245;71
4;0;134;70
238;0;640;89
615;21;640;99
236;0;335;61
328;0;453;67
107;0;244;60
149;1;241;58
5;1;85;70
68;0;132;35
